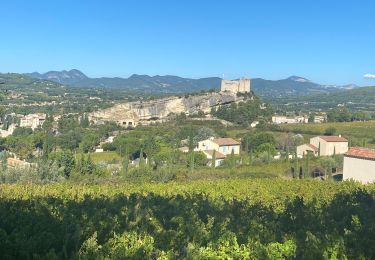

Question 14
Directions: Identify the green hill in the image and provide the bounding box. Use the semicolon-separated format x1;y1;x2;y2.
272;85;375;112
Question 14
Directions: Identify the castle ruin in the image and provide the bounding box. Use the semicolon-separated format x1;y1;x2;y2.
220;78;251;93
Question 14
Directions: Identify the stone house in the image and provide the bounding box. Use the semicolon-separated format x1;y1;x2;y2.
343;147;375;184
20;113;46;130
202;150;226;167
297;135;348;157
197;137;241;156
180;137;241;167
197;137;241;167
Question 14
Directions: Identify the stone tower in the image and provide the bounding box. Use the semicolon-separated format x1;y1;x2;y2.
220;78;250;93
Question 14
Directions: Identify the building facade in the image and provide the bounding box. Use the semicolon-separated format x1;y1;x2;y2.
20;113;46;130
193;137;241;167
272;115;308;124
197;137;241;156
343;147;375;183
297;135;348;157
220;78;250;93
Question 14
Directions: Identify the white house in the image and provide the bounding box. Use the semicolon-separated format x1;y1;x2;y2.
180;137;241;167
296;144;319;158
20;113;46;130
343;147;375;184
297;135;348;157
202;150;226;167
272;115;308;124
197;137;241;156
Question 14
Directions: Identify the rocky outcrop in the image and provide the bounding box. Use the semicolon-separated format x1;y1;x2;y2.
89;92;244;125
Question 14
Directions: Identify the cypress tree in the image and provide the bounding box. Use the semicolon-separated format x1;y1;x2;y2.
123;147;129;175
318;142;321;157
249;148;253;166
294;152;299;179
211;150;216;168
305;153;310;179
188;135;195;173
139;148;145;170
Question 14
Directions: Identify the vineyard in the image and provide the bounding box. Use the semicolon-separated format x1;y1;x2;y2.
0;180;374;259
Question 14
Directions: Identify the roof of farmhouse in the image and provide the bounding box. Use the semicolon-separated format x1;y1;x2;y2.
212;138;240;146
204;149;226;159
307;144;318;151
319;136;348;142
345;147;375;160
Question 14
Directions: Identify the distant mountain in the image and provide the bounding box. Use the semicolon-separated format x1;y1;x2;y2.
25;69;88;85
26;70;222;94
25;70;360;97
251;76;360;100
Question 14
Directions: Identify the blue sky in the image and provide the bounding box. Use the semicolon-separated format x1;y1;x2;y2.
0;0;374;85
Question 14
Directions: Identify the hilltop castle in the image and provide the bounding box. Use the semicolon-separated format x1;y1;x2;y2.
220;78;251;93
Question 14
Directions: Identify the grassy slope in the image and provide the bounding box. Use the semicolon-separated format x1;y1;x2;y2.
279;121;375;140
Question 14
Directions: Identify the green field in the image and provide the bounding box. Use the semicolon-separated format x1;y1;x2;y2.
76;151;122;164
1;180;374;259
279;121;375;141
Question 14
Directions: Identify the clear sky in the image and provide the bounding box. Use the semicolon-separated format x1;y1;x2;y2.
0;0;374;85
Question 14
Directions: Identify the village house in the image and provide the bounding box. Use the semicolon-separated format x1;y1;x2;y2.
197;137;241;155
20;113;46;130
197;137;241;167
272;115;308;124
313;114;327;123
297;135;348;157
0;123;18;138
7;157;35;168
179;137;241;167
202;150;226;167
343;147;375;184
296;143;319;157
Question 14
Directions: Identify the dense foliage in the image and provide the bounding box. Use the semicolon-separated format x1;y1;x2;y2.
0;180;373;259
212;96;273;126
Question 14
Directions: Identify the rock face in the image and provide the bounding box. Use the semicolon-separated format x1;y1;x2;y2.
89;92;243;126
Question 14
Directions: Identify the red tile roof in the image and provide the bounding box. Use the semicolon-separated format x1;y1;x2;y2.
345;147;375;160
212;138;240;146
203;150;226;159
319;136;348;142
307;144;318;151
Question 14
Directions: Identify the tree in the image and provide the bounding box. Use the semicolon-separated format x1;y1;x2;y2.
211;150;216;168
324;127;336;136
80;114;90;128
318;142;321;157
188;134;195;173
294;152;298;179
56;151;75;178
304;152;310;179
242;132;276;154
194;127;215;143
122;148;130;175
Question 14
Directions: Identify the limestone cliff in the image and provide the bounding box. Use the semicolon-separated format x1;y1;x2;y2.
89;92;244;125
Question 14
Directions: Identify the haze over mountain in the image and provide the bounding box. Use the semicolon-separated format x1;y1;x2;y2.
25;69;360;98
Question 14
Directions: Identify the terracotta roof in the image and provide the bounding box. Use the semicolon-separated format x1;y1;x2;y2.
319;136;348;142
212;138;240;146
203;150;226;159
306;144;318;151
345;147;375;160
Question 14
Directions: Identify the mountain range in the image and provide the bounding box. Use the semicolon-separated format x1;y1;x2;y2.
25;69;360;98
